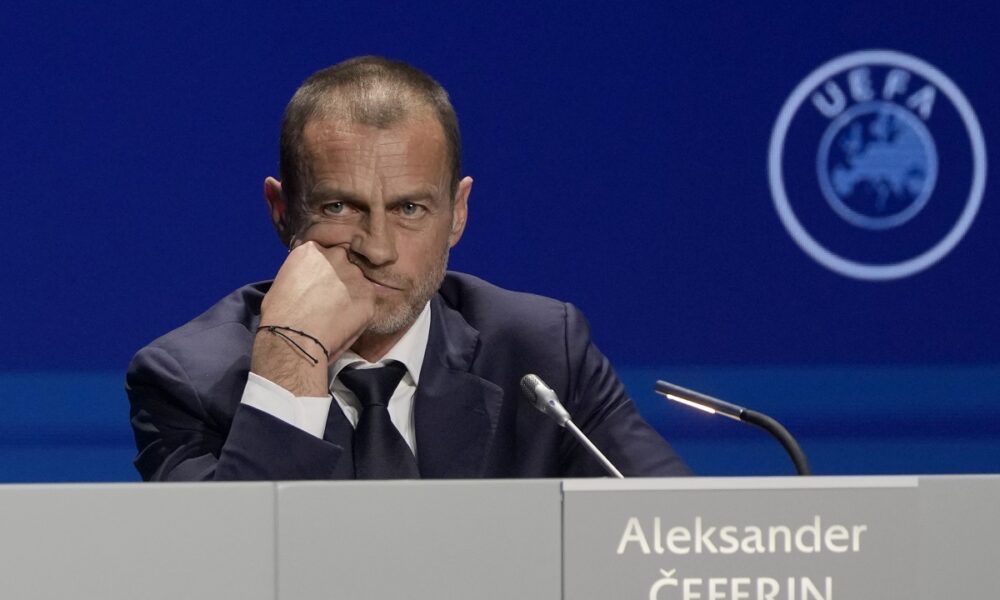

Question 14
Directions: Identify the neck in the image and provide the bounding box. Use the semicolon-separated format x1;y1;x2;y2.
350;328;408;363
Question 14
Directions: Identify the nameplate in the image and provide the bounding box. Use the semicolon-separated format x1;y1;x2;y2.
563;477;918;600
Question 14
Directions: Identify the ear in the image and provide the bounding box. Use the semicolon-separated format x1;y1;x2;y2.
264;177;293;246
448;176;472;248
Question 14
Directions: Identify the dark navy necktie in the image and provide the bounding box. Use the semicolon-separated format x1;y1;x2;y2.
339;362;420;479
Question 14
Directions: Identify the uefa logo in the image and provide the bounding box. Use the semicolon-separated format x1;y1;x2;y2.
768;50;987;280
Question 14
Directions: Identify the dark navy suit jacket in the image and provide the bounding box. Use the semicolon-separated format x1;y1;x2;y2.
127;272;689;480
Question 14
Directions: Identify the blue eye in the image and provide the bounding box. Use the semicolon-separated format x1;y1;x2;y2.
323;202;345;215
397;202;429;218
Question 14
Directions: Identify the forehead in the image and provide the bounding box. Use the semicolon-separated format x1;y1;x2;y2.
300;116;449;193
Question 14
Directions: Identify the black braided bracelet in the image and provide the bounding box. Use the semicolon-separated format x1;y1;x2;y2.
256;325;330;366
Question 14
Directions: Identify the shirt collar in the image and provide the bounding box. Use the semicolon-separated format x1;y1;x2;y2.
329;301;432;385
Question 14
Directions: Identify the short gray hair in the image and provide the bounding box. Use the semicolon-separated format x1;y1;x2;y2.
279;56;462;221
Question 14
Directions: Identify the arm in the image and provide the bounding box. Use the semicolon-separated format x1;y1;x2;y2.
127;242;376;481
127;343;346;481
558;304;691;477
252;241;375;396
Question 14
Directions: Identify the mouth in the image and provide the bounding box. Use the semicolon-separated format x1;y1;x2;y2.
363;273;403;292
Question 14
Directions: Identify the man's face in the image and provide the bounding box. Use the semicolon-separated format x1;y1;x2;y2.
290;115;468;336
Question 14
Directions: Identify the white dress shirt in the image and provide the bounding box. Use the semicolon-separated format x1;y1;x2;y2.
240;302;431;455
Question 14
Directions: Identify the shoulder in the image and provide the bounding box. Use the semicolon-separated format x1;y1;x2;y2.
439;272;581;326
129;281;270;376
151;282;269;346
436;272;591;352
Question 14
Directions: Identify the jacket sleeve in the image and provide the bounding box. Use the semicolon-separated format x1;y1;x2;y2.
559;304;691;477
126;344;345;481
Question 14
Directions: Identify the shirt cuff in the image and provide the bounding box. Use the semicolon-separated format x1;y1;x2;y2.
240;372;333;439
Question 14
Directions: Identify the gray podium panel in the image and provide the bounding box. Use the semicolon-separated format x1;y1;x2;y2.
277;480;561;600
564;477;920;600
0;483;275;600
919;475;1000;598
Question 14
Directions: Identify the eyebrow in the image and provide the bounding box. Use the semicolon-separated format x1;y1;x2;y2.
387;192;438;205
305;186;360;205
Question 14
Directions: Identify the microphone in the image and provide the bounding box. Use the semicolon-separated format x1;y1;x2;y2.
655;379;811;476
520;374;624;479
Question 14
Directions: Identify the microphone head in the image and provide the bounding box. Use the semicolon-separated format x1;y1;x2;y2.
519;374;547;411
519;374;571;426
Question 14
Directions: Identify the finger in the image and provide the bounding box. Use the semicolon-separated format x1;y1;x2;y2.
319;243;356;267
287;238;318;256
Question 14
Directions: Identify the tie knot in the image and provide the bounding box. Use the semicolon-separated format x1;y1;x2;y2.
339;362;407;409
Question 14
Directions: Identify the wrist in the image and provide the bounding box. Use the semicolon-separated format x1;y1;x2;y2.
251;332;329;397
256;325;329;364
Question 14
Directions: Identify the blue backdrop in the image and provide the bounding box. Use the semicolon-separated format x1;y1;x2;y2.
2;1;997;481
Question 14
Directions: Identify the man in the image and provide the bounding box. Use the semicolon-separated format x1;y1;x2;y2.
127;56;688;480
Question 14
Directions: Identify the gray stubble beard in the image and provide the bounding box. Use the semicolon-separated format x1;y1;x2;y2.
363;248;449;336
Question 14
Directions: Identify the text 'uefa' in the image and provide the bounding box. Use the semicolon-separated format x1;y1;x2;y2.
811;66;935;120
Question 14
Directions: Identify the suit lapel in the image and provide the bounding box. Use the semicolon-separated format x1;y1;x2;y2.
414;295;503;478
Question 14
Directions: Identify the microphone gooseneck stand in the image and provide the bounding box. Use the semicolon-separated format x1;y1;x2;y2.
655;379;811;476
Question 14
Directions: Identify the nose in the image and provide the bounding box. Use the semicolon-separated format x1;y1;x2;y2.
351;211;397;267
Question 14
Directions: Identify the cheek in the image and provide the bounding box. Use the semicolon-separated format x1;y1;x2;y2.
394;230;450;269
399;222;452;250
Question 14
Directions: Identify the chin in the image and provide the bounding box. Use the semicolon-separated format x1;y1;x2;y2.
365;304;421;336
366;256;447;337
